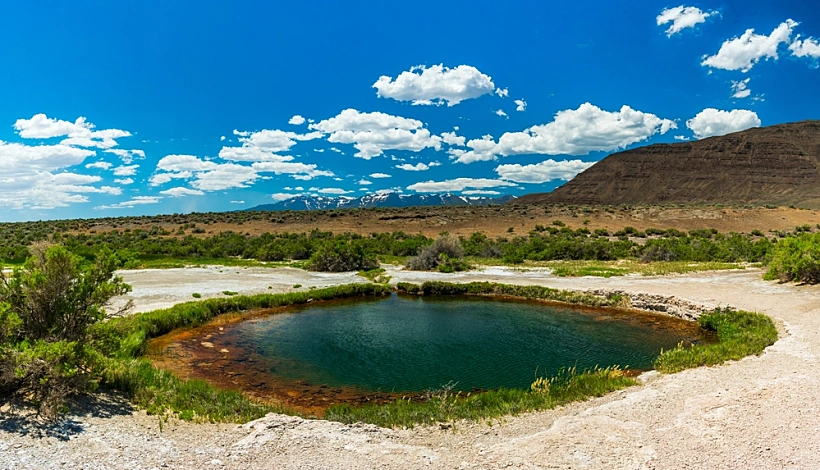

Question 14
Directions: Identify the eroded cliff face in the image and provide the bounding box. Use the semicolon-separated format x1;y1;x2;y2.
519;121;820;207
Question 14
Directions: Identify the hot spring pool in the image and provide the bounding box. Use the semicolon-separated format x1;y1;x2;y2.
149;293;711;409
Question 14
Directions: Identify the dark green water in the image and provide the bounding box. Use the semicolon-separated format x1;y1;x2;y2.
221;294;709;393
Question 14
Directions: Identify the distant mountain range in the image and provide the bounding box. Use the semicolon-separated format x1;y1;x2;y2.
518;120;820;208
245;193;516;211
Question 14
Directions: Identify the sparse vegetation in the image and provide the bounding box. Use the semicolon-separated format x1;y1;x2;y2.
406;235;471;272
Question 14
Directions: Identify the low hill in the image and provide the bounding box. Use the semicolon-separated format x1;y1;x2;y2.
245;193;515;211
517;120;820;207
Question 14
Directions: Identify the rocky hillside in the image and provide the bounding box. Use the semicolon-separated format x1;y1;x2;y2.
518;120;820;207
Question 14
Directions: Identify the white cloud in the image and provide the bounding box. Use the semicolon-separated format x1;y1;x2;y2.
309;109;441;159
702;19;798;72
160;187;205;197
407;178;516;193
96;196;162;210
113;164;139;176
14;114;132;150
790;35;820;59
288;115;306;125
114;178;134;185
104;148;145;164
370;173;391;178
495;159;594;183
514;99;527;112
228;129;322;154
495;87;509;98
316;188;352;195
440;131;466;147
396;162;432;171
373;64;496;106
657;6;716;37
731;78;752;98
220;136;226;141
686;108;761;139
230;200;245;204
495;109;508;118
190;163;259;191
452;103;675;164
271;193;299;202
358;179;372;185
674;135;690;141
85;161;112;170
462;190;501;195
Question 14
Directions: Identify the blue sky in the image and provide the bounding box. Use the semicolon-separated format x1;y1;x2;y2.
1;1;818;221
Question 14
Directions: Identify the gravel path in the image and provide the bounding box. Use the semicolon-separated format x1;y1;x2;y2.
3;267;819;469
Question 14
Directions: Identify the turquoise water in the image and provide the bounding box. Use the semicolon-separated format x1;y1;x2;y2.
219;294;708;393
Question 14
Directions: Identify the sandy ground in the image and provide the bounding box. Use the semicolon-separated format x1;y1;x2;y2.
3;266;820;469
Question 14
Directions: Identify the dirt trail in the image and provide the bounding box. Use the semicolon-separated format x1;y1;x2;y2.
3;268;820;469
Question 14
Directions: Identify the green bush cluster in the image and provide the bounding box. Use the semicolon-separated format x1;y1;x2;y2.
764;233;820;283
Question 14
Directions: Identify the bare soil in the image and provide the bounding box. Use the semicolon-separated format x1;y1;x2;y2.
3;268;819;469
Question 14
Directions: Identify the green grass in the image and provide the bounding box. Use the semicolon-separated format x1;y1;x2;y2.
396;281;629;308
654;307;777;373
357;267;391;284
517;260;748;277
326;366;635;427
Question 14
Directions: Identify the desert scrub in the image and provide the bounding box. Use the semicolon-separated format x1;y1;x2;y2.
308;240;379;272
326;366;635;428
764;232;820;283
654;307;777;373
357;268;391;284
406;235;471;272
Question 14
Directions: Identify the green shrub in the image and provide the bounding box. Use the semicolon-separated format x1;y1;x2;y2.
406;235;470;272
764;233;820;283
192;293;202;298
308;240;379;272
0;244;131;417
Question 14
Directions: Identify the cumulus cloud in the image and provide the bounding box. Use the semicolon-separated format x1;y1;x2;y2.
514;99;527;112
731;78;752;98
674;135;690;141
114;178;134;185
657;6;716;37
315;188;352;195
230;200;245;204
369;173;391;178
452;103;675;164
113;164;139;176
702;19;798;72
160;187;205;197
14;114;132;149
440;131;466;147
396;162;434;171
494;159;594;183
685;108;761;139
358;179;372;185
790;35;820;60
271;193;300;202
495;109;508;118
288;115;306;125
495;87;509;98
407;178;516;193
309;109;442;159
104;148;145;164
85;161;112;170
462;190;501;195
373;64;496;106
96;196;162;210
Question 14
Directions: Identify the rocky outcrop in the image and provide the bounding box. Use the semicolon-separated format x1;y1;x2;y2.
518;120;820;208
590;289;707;321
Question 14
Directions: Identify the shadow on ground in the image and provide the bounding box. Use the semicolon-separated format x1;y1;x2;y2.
0;391;134;441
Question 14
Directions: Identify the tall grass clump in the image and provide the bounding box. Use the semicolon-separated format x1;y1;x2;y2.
654;307;777;373
764;233;820;283
326;366;635;428
406;235;471;272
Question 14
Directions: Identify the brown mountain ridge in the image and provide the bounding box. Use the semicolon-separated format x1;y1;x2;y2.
518;120;820;208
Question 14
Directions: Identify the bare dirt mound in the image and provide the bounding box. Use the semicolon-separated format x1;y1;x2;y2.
519;120;820;208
